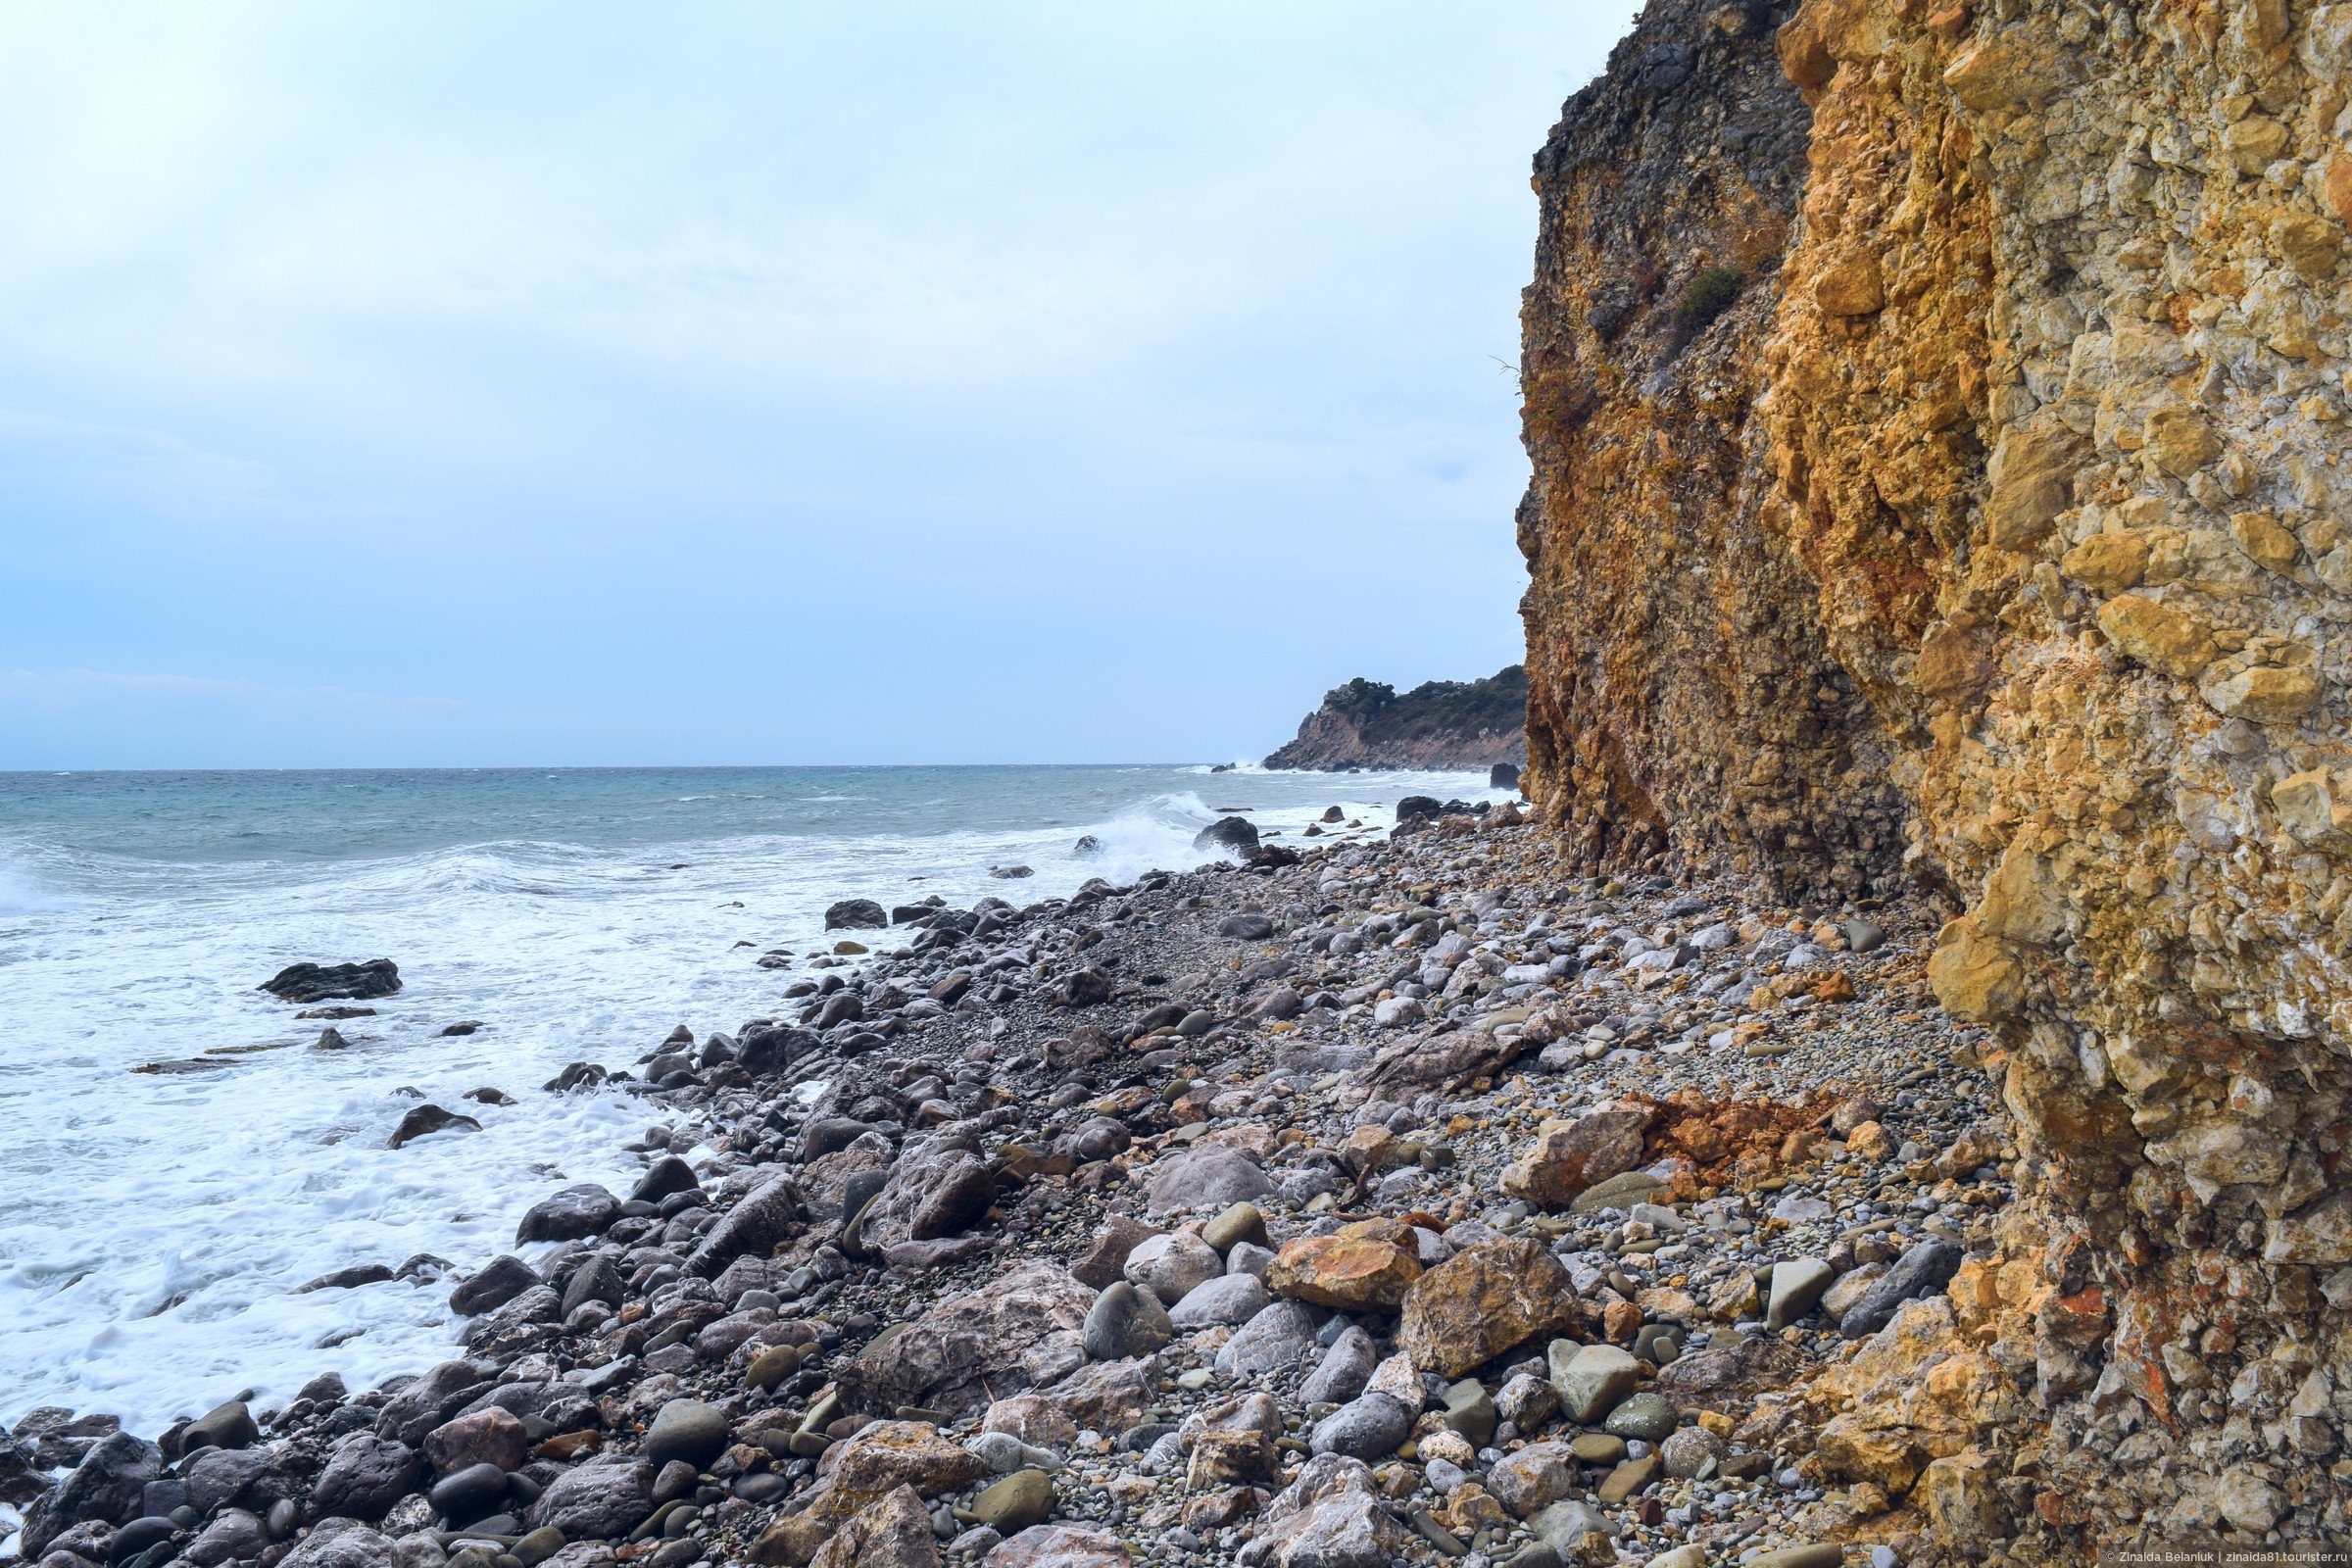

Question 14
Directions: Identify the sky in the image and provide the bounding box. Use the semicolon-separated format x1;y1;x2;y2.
0;1;1642;768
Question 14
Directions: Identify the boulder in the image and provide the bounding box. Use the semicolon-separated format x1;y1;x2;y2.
1265;1224;1422;1311
983;1525;1130;1568
178;1400;258;1456
260;960;402;1004
826;900;888;930
807;1484;938;1568
685;1174;804;1279
1167;1273;1268;1329
1298;1326;1380;1406
1253;1454;1405;1568
1122;1232;1221;1305
515;1185;618;1245
1396;1237;1582;1378
811;1423;987;1521
835;1265;1094;1419
279;1519;401;1568
1071;1216;1161;1290
388;1104;481;1150
17;1434;161;1558
310;1434;422;1521
1194;817;1261;858
1548;1342;1641;1424
1352;1021;1530;1097
422;1408;527;1476
1487;1442;1577;1518
375;1361;492;1445
1142;1147;1273;1215
1498;1107;1652;1207
856;1146;996;1251
529;1458;654;1540
642;1400;729;1471
450;1256;540;1317
1838;1241;1962;1339
1215;1300;1321;1378
1306;1394;1411;1460
1082;1283;1173;1361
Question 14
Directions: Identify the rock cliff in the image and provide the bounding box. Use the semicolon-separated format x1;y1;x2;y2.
1263;667;1528;771
1520;0;2352;1553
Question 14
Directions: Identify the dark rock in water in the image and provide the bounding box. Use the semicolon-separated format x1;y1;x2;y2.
1248;845;1301;869
439;1021;484;1037
813;992;865;1030
1838;1241;1962;1339
1072;835;1103;857
515;1184;618;1244
989;864;1034;879
1491;762;1522;790
463;1087;514;1106
1217;913;1275;940
297;1005;375;1020
387;1104;480;1150
295;1263;395;1294
824;898;887;930
735;1024;804;1075
1396;796;1443;820
1193;815;1260;857
542;1061;609;1094
314;1027;352;1051
179;1446;270;1513
19;1432;164;1557
1209;762;1236;772
629;1155;701;1205
259;959;401;1004
450;1255;540;1316
310;1433;420;1521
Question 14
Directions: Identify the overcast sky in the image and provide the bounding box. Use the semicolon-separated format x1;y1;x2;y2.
0;2;1640;768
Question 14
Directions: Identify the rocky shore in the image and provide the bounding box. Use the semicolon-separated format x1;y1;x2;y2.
1262;671;1527;774
4;808;2013;1568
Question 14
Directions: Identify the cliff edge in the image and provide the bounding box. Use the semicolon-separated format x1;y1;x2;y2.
1522;0;2352;1554
1264;666;1529;771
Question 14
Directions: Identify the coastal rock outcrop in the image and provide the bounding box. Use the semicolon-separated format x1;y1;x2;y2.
1264;668;1529;772
1518;0;2352;1552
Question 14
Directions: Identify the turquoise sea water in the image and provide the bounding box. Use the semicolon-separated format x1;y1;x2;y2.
0;764;1494;1438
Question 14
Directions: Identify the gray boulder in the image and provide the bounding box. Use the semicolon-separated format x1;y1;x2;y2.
514;1185;617;1245
310;1434;421;1521
528;1459;653;1540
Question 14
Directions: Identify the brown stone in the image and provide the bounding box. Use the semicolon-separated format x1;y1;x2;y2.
1396;1239;1582;1378
2058;530;2149;593
1984;420;2084;549
1926;917;2021;1023
1265;1224;1422;1311
2095;594;2217;679
808;1484;939;1568
1498;1106;1651;1208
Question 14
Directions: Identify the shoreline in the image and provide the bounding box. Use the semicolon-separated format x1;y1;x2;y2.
6;808;1997;1568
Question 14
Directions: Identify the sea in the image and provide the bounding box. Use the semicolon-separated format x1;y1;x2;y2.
0;764;1496;1444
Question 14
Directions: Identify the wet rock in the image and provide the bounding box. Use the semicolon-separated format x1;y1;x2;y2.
529;1459;653;1540
388;1104;481;1150
311;1434;423;1521
20;1434;162;1558
260;960;402;1004
376;1361;492;1445
1601;1392;1677;1442
1082;1283;1174;1361
685;1173;803;1279
185;1508;267;1568
280;1519;400;1568
429;1463;512;1524
1659;1426;1725;1480
178;1401;258;1456
423;1408;527;1476
1397;1237;1581;1378
181;1447;272;1514
1196;818;1261;858
826;900;888;930
516;1185;618;1245
297;1264;397;1294
450;1256;540;1317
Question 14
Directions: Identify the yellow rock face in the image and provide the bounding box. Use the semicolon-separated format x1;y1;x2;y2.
2094;594;2217;679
